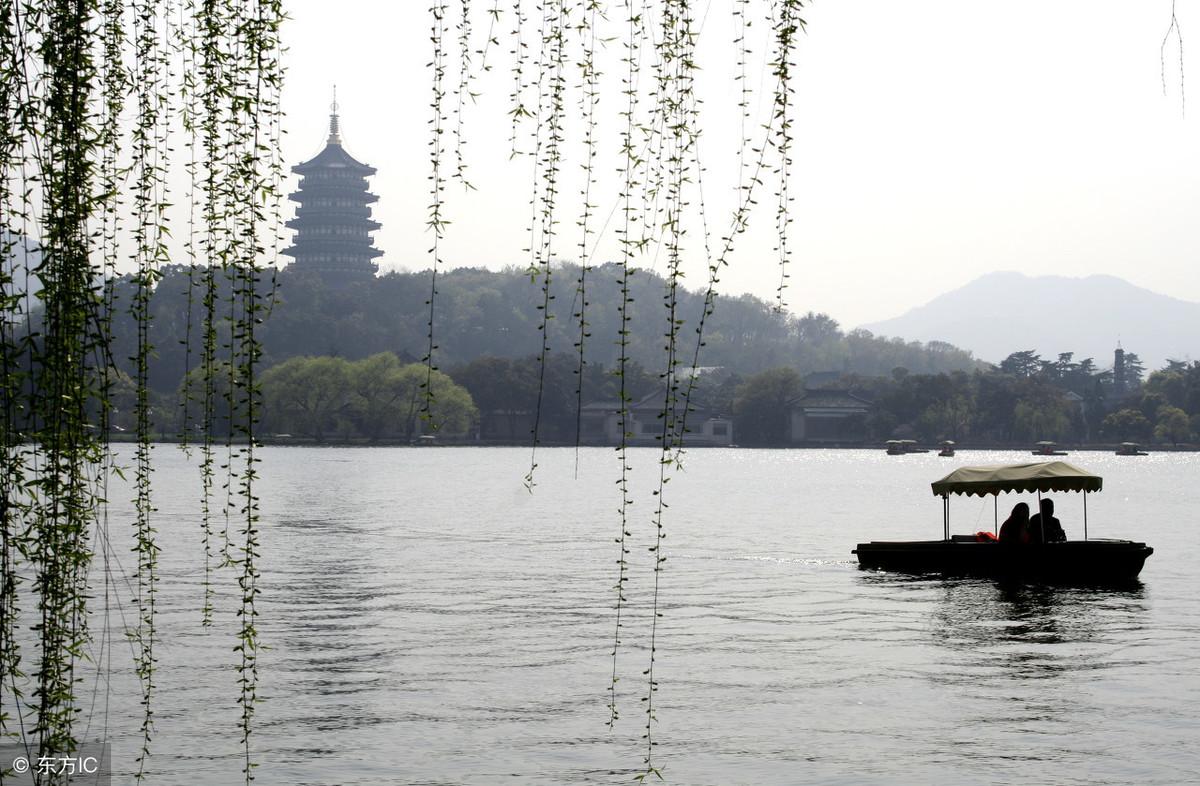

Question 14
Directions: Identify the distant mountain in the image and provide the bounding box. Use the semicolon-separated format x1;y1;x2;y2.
2;231;40;318
860;272;1198;372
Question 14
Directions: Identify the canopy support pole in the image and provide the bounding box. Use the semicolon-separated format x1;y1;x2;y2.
943;494;949;541
1083;491;1088;541
1037;490;1044;543
993;496;998;535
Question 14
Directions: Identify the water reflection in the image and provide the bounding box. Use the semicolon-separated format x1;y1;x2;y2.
850;570;1157;772
265;516;393;728
930;579;1146;651
856;572;1149;677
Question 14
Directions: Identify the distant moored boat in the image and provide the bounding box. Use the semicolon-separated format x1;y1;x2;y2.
886;439;929;455
1116;442;1149;456
1032;440;1068;456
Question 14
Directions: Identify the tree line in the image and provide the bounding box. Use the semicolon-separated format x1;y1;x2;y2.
257;348;1200;447
731;350;1200;447
83;262;980;396
17;265;1196;446
67;345;1200;448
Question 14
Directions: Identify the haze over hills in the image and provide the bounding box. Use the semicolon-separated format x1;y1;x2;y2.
860;272;1199;372
1;232;39;317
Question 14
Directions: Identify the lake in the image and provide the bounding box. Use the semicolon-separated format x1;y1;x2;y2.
71;447;1200;783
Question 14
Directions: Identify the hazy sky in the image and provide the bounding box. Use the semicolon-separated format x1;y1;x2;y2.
279;0;1199;329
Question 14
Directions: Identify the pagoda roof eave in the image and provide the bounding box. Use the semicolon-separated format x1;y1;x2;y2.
288;190;379;204
285;217;381;230
292;142;376;175
282;245;384;259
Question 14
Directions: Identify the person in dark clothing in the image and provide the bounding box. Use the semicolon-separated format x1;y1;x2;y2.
1030;498;1066;543
998;502;1030;544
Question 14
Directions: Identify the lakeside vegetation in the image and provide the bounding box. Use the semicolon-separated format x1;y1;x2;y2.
733;352;1198;447
43;267;1194;447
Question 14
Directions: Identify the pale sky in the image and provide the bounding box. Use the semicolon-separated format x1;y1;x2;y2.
279;0;1200;329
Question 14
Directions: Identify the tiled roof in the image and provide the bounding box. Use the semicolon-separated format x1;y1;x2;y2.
789;389;872;410
293;142;376;175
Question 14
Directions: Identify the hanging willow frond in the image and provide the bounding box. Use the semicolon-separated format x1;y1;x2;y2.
771;0;804;313
522;0;569;492
570;0;602;476
423;0;449;439
130;0;174;774
431;2;809;777
0;0;284;779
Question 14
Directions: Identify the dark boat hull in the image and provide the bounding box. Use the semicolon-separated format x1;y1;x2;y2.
853;539;1153;583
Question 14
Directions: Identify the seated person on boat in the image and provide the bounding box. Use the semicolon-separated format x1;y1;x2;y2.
998;502;1029;544
1029;498;1066;543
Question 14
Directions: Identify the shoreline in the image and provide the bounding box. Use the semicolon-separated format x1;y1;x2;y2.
106;435;1200;452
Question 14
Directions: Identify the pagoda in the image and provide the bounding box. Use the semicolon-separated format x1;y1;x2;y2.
282;96;382;283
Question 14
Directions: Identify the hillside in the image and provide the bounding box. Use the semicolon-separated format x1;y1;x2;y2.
1;232;39;310
861;272;1198;371
91;263;983;392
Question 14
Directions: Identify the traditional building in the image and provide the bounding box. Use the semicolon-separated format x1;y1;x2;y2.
579;392;734;447
787;388;872;443
282;99;382;283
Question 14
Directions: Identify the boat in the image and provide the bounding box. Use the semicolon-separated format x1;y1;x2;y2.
886;439;928;455
1032;440;1068;456
1116;442;1149;456
853;461;1153;583
937;440;956;457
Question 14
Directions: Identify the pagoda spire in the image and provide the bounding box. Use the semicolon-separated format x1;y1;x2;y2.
328;85;341;145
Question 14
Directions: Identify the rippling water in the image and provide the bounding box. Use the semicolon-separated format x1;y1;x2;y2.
79;448;1200;783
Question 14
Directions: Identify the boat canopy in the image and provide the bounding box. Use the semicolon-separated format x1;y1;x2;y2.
931;461;1102;497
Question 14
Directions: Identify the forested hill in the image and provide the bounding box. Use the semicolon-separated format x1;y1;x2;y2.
107;263;981;392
